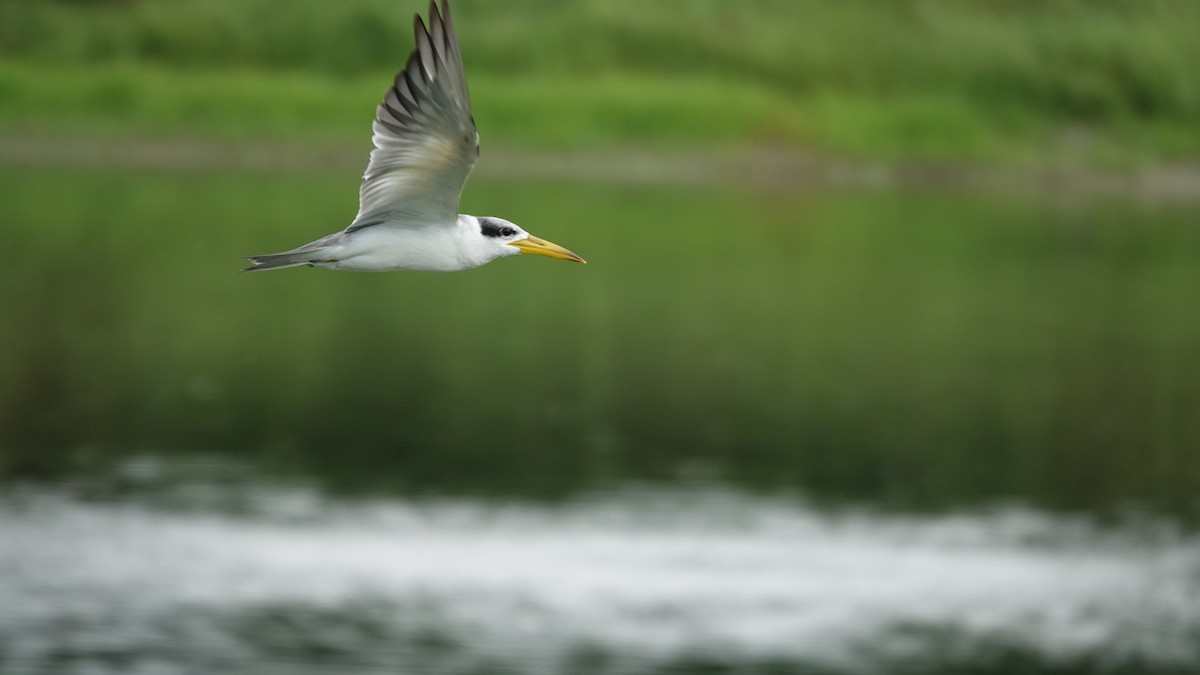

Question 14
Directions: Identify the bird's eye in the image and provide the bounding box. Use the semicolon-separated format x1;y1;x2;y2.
500;227;516;237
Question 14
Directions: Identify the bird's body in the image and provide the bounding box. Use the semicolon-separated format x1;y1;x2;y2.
243;0;584;273
274;216;516;272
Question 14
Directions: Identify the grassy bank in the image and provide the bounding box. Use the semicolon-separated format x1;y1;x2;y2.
1;0;1198;164
0;62;806;150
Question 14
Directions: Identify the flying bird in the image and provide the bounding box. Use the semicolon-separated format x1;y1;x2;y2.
243;0;584;272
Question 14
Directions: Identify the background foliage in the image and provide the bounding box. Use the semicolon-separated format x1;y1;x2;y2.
2;0;1198;162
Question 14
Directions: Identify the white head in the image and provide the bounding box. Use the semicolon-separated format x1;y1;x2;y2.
471;216;586;266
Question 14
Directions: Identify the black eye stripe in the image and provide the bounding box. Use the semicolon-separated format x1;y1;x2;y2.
480;218;517;239
480;218;503;238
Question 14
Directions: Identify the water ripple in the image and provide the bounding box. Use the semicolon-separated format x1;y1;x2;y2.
1;486;1197;674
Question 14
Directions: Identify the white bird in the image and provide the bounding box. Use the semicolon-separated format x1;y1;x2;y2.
243;0;584;273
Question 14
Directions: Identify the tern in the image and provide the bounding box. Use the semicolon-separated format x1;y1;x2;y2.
243;0;585;273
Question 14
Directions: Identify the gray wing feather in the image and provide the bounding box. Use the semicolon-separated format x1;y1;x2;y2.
349;0;478;232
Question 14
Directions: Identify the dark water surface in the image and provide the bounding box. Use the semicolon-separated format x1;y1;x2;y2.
2;164;1200;673
3;165;1198;514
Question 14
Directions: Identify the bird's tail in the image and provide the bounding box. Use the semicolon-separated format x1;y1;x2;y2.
241;250;318;272
242;234;341;272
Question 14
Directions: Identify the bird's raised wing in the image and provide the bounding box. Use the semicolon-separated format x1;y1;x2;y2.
348;0;478;231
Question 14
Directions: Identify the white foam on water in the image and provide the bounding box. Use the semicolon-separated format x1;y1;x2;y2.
0;486;1197;674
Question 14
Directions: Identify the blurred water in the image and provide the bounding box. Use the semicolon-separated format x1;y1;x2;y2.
3;166;1200;517
3;164;1200;673
1;469;1198;675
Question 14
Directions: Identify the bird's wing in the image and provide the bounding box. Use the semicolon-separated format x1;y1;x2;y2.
348;0;478;232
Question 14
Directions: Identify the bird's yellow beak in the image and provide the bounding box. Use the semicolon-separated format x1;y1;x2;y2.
510;234;586;264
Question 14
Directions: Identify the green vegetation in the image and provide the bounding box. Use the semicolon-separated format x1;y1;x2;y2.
0;61;804;149
1;0;1198;164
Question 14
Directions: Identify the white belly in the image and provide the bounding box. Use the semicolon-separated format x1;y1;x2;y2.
325;224;479;272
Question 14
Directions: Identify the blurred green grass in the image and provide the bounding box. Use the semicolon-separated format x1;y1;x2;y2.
2;0;1199;164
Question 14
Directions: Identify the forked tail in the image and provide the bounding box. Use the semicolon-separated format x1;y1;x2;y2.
241;251;317;272
242;236;340;272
